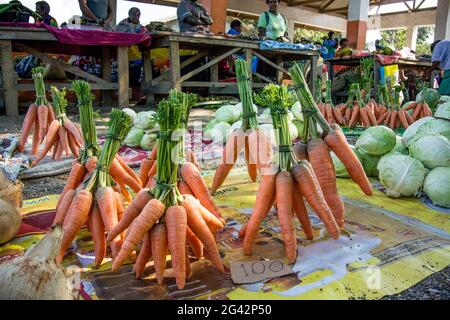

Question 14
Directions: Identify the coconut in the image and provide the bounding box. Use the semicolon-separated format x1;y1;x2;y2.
0;225;76;300
0;199;21;244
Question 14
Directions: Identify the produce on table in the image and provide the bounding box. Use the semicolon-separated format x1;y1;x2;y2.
133;111;158;130
317;80;346;127
0;198;21;244
55;108;133;265
140;133;158;151
355;149;381;177
392;135;408;155
416;88;440;112
210;59;273;193
208;121;231;144
110;96;225;289
435;101;450;120
401;116;433;147
18;66;56;155
214;104;241;124
409;134;450;169
377;153;426;198
124;127;145;148
31;87;82;166
423;167;450;208
0;225;74;300
415;118;450;141
355;126;396;156
122;108;137;121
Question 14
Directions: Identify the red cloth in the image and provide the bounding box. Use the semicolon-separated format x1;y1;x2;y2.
375;54;399;66
0;22;151;47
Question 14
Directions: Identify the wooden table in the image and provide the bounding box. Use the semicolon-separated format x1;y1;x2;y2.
327;55;433;95
0;26;130;118
142;32;320;103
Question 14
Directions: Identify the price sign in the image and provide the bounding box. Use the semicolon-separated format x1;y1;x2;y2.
230;260;293;284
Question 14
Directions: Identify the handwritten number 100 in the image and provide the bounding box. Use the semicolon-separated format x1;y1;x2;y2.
239;261;284;277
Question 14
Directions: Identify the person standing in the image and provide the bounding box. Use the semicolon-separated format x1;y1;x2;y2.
35;1;58;27
257;0;288;41
177;0;213;33
78;0;114;30
323;31;338;59
431;39;450;95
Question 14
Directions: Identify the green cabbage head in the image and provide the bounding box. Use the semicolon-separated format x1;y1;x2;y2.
409;134;450;169
355;126;396;156
423;167;450;208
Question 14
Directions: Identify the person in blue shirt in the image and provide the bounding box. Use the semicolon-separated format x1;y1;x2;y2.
227;20;242;36
323;31;338;60
432;39;450;95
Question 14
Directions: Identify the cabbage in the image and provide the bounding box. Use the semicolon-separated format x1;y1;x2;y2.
292;120;304;139
423;167;450;208
287;110;294;122
124;127;145;147
377;154;426;198
204;119;217;132
392;135;408;154
263;108;271;115
234;102;258;119
215;105;240;124
409;134;450;169
291;101;303;121
122;108;137;121
289;121;298;140
416;118;450;140
435;102;450;120
257;113;272;124
331;151;350;178
140;133;157;151
401;116;433;147
209;122;231;144
355;126;396;156
134;111;157;130
416;88;440;111
230;120;242;133
356;148;381;177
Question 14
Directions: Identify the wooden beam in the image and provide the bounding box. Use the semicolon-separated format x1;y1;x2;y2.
16;82;118;91
102;47;113;107
0;40;18;117
253;51;290;76
290;0;325;6
117;46;129;108
170;41;181;91
178;47;240;83
321;6;348;13
320;0;336;12
415;0;426;10
14;42;109;84
253;72;274;84
142;49;154;106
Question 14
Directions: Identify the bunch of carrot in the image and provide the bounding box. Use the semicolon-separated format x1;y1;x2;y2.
54;108;133;266
31;87;82;166
240;65;373;264
18;66;56;155
109;96;225;290
210;59;272;194
317;80;345;126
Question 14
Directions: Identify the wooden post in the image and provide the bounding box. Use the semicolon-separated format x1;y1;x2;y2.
276;57;283;83
170;41;181;91
102;47;113;107
142;49;154;106
0;40;18;118
117;46;129;108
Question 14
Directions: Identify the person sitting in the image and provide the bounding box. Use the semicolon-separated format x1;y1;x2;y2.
177;0;213;33
35;1;57;27
335;38;353;57
78;0;114;30
115;7;146;33
257;0;288;41
227;20;242;36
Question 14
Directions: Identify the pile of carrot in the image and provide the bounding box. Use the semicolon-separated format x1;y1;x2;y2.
210;59;272;194
240;64;373;264
110;95;225;290
31;87;82;166
54;108;134;266
18;66;56;155
316;80;345;126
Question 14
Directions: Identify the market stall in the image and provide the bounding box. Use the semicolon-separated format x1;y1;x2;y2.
0;23;152;117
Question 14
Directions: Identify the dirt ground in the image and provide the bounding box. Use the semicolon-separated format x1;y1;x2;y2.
1;106;449;300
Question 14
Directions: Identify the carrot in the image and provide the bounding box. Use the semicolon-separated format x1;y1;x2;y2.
87;202;106;268
134;232;152;279
182;197;224;273
395;113;401;128
47;104;55;125
247;129;273;175
66;131;80;158
359;107;370;128
32;120;60;165
96;186;121;258
55;140;64;161
185;247;191;279
275;172;297;263
85;156;98;173
308;138;345;227
110;157;142;193
150;223;168;285
146;176;156;189
332;107;344;125
325;103;334;124
185;195;224;233
404;110;414;125
186;149;201;171
165;205;187;289
243;174;276;255
112;199;165;271
53;189;76;226
366;107;378;126
388;110;397;129
31;120;40;156
398;110;409;128
210;129;246;193
403;101;419;111
58;126;71;156
107;188;153;242
324;124;372;196
57;162;86;210
139;159;153;187
292;163;339;239
377;109;390;125
292;181;314;240
37;104;48;143
383;110;393;126
115;155;142;187
293;141;308;160
116;180;132;203
63;118;83;146
318;103;325;116
423;103;432;117
148;144;158;160
245;135;257;182
178;180;194;196
148;161;157;179
115;192;125;219
344;107;352;126
57;190;93;263
411;103;423;120
348;105;360;128
186;227;203;259
18;104;37;152
181;162;222;218
238;224;247;239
